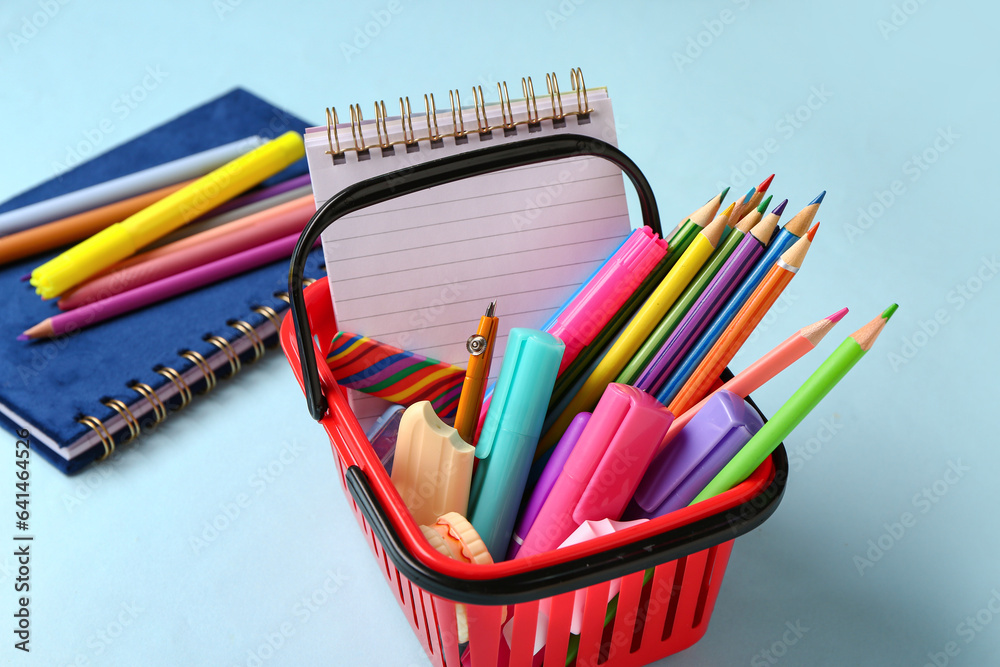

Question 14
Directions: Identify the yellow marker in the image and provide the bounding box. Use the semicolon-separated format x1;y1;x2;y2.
537;210;729;453
30;131;305;298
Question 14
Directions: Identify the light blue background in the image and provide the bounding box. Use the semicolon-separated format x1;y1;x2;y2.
1;1;998;665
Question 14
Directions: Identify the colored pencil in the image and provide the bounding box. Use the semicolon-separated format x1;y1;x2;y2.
539;211;729;452
57;196;316;309
667;186;730;240
0;180;194;265
656;223;819;405
726;186;756;230
690;304;896;504
143;184;312;250
655;308;847;455
0;136;266;237
635;198;787;394
617;202;741;385
651;192;826;406
20;232;312;339
741;173;774;221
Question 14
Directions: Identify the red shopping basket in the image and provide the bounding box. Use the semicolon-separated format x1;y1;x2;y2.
280;135;788;667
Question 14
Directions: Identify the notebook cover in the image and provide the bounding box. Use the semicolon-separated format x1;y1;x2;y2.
0;88;324;474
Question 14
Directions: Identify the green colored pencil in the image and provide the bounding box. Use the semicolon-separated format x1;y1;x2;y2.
691;304;896;504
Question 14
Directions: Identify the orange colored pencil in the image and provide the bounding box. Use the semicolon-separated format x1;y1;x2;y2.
667;222;819;415
57;195;315;309
0;180;193;265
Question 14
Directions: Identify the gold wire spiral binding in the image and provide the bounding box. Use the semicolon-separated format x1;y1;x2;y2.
78;415;114;460
546;72;564;119
274;291;290;303
253;305;283;333
101;398;139;442
570;67;588;114
180;349;216;392
326;107;341;155
522;77;538;124
424;94;440;141
230;320;265;363
303;277;317;287
349;104;367;152
325;68;593;162
206;335;241;377
156;366;192;409
129;381;167;425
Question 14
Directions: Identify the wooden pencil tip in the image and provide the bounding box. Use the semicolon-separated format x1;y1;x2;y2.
757;174;775;192
882;303;898;320
828;307;849;324
719;186;730;202
772;199;788;216
810;190;826;206
722;202;735;216
742;186;756;203
16;334;29;342
756;194;773;214
806;222;820;241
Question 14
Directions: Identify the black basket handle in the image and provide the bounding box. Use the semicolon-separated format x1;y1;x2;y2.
288;134;662;421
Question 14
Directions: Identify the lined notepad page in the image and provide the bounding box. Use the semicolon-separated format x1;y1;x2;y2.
304;90;631;428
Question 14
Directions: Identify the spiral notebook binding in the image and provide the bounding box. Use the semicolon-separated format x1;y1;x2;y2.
69;280;317;465
324;67;593;161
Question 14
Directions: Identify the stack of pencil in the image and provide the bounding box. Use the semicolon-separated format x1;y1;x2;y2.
1;132;315;340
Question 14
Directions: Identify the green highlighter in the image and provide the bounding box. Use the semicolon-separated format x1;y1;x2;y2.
468;328;564;559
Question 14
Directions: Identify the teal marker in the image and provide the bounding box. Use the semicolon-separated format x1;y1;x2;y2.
468;328;564;558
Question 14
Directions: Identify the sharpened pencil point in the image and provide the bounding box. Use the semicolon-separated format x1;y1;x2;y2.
742;187;755;203
806;222;820;241
827;307;849;324
16;334;29;342
722;202;735;216
882;303;898;320
756;194;773;214
772;199;788;216
757;174;775;193
719;186;730;202
810;190;826;206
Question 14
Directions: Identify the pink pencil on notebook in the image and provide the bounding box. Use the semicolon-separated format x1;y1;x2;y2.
19;232;316;340
57;196;315;309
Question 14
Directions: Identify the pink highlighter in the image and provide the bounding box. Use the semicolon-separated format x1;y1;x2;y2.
514;383;674;560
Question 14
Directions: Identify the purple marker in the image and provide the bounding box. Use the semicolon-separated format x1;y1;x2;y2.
635;199;788;395
507;412;591;560
624;390;763;519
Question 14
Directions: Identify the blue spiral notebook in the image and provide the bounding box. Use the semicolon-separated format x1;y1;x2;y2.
0;88;325;474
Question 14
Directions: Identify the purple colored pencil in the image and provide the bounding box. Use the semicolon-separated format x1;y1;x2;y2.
634;203;786;394
20;232;315;339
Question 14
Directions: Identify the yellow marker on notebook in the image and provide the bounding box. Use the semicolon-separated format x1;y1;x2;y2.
537;208;729;453
30;131;305;298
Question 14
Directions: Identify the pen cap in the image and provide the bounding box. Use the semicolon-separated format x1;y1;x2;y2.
573;384;674;524
475;329;565;460
629;390;763;517
390;401;475;526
